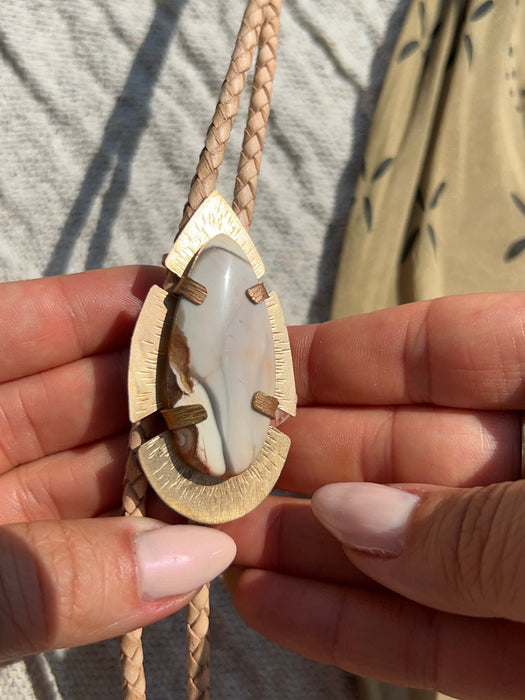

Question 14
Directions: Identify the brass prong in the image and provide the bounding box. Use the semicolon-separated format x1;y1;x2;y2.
252;391;279;419
173;276;208;305
246;281;269;304
162;405;208;430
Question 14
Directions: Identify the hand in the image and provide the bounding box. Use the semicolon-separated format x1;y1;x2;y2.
222;293;525;700
0;267;235;662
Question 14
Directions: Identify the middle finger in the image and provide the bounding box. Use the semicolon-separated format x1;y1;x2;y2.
0;432;128;523
278;406;520;493
0;349;129;474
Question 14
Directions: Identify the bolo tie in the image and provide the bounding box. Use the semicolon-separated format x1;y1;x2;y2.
119;1;296;697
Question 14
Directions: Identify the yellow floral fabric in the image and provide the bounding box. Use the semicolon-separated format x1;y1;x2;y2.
332;2;522;699
332;0;525;318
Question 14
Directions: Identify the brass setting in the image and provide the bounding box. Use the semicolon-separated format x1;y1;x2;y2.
138;427;290;524
174;275;207;305
164;191;265;279
162;405;207;430
266;291;297;418
128;285;172;423
128;192;297;524
252;391;278;419
246;281;269;304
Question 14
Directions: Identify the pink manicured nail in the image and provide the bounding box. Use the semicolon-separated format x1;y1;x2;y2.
134;525;236;600
312;483;420;556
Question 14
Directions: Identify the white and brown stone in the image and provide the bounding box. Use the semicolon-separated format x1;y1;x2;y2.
167;234;275;477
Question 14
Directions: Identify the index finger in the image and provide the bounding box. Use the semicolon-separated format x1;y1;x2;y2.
291;293;525;410
0;266;164;383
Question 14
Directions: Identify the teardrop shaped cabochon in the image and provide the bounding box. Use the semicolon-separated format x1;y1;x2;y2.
167;234;275;478
128;192;296;524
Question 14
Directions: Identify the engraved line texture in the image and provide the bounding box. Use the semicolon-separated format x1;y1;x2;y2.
252;390;278;418
128;285;170;422
266;290;297;416
175;275;208;305
164;192;265;279
162;405;208;430
138;426;290;524
246;281;269;303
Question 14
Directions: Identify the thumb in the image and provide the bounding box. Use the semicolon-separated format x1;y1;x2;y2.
311;481;525;621
0;518;235;662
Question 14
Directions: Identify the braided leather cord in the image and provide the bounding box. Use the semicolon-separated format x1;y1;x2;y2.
120;1;281;698
178;0;281;233
184;6;281;698
233;1;280;230
121;428;149;700
186;582;211;700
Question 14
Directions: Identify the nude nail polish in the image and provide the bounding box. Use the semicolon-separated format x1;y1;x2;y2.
134;525;236;599
312;482;420;556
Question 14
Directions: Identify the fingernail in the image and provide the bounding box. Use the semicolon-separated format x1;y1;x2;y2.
311;483;420;556
134;525;236;600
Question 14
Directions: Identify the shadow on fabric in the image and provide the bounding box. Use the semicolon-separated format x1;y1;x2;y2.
45;0;186;277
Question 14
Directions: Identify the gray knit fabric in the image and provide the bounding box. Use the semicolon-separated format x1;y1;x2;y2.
0;1;408;697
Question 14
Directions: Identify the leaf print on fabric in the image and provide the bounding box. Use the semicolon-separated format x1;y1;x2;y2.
427;224;437;250
398;41;420;62
358;155;396;233
363;197;372;231
402;181;446;262
505;239;525;261
463;36;473;67
511;192;525;216
372;158;394;181
503;192;525;262
463;1;494;67
429;181;446;208
506;193;525;260
418;2;426;35
505;43;523;112
397;2;441;64
470;1;494;21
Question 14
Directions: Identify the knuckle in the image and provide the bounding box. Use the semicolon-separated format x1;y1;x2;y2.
0;524;49;659
442;483;524;615
0;521;115;660
12;466;61;522
46;521;104;633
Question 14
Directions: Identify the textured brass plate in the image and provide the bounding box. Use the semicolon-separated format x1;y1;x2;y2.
128;192;296;524
138;427;290;524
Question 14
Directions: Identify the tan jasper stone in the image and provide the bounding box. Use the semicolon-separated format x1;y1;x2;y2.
168;234;275;477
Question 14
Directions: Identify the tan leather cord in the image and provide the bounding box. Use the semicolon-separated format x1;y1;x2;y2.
232;0;280;231
121;427;149;700
184;5;281;699
178;0;281;234
120;1;281;698
186;582;211;700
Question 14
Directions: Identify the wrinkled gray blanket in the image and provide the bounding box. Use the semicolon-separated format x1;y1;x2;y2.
0;1;408;697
